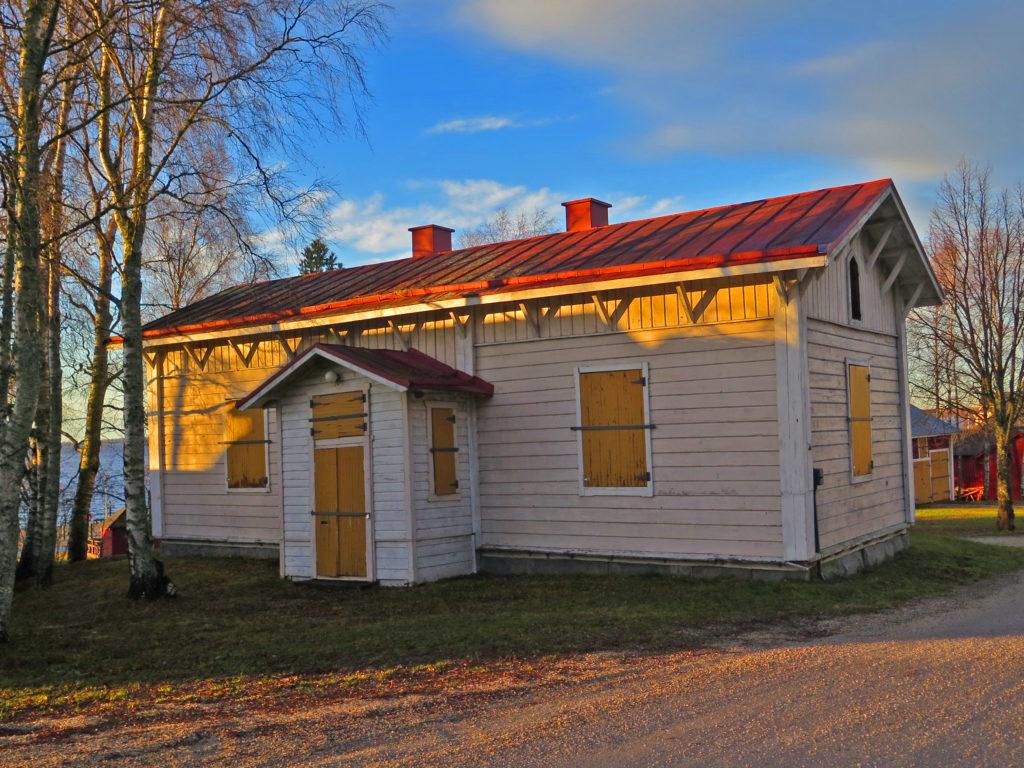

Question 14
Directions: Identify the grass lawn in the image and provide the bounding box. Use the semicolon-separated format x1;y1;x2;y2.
3;531;1024;720
914;503;1020;536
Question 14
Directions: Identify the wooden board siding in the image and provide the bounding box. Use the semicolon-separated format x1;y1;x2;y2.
475;277;774;345
278;374;411;584
474;320;784;561
155;361;283;546
807;319;907;549
409;399;475;582
804;251;897;335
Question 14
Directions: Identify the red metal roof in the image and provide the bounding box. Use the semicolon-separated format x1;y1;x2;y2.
238;344;493;409
143;180;893;339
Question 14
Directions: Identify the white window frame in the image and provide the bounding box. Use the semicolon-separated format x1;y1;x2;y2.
846;358;873;484
224;401;271;493
425;399;462;502
574;361;654;497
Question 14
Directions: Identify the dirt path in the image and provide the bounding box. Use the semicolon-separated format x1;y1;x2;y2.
6;570;1024;767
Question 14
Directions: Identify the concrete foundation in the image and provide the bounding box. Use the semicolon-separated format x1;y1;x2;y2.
478;550;813;582
158;539;279;560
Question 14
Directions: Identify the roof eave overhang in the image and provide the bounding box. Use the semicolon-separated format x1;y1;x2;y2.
827;183;943;311
135;252;828;348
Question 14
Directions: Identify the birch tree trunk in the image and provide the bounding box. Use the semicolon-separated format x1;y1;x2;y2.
67;224;115;561
0;0;60;642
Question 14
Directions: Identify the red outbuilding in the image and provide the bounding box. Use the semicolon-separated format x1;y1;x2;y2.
954;428;1024;501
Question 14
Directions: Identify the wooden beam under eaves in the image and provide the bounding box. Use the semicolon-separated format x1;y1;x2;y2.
772;274;790;306
867;223;896;271
388;319;414;351
229;339;260;368
881;251;907;295
275;333;295;360
518;302;541;338
591;295;612;330
901;282;924;314
675;285;696;323
449;310;471;339
185;344;214;371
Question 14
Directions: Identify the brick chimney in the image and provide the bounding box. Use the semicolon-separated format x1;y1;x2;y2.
409;224;455;259
562;198;611;232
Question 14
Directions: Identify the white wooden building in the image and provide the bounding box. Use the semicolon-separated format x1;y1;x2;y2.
138;180;942;583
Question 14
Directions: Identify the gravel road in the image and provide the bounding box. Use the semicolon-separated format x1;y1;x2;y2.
6;567;1024;767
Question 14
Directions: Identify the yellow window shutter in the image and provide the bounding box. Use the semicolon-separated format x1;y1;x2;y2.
431;407;458;495
310;391;366;439
848;364;872;476
226;404;268;489
579;369;648;487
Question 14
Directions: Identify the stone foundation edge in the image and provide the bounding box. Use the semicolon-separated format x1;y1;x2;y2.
158;539;279;560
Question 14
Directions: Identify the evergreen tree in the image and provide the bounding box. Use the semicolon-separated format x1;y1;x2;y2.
298;238;340;273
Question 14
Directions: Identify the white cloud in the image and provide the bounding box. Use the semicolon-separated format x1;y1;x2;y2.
426;116;518;134
321;180;564;264
455;0;1024;183
425;114;574;135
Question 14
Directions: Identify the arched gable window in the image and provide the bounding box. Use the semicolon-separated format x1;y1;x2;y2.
849;257;862;322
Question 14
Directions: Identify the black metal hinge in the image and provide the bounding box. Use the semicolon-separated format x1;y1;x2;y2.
631;377;646;386
635;472;651;482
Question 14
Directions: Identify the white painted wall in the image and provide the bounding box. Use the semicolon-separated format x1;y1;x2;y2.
807;318;907;548
408;397;475;582
473;320;785;562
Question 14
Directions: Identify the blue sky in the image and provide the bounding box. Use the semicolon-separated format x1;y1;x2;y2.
283;0;1023;268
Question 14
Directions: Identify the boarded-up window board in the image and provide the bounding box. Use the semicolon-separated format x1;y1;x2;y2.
577;368;649;488
430;407;458;496
848;364;873;477
310;391;366;440
225;403;269;489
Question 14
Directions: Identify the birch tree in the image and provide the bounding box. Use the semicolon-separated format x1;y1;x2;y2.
920;161;1024;530
79;0;385;598
0;0;63;641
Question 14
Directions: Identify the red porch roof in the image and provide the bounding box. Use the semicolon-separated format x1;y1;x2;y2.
143;180;894;340
237;344;493;410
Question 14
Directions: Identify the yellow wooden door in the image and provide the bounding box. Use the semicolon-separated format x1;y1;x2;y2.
313;445;367;578
914;460;932;504
930;449;951;501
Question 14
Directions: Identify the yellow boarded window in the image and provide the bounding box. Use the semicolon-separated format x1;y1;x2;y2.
430;407;458;495
225;403;268;489
848;364;872;476
310;391;366;440
578;368;649;488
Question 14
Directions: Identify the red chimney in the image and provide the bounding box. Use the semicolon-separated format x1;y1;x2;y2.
409;224;454;259
562;198;611;232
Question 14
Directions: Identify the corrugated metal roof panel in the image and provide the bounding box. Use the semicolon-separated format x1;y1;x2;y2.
142;180;893;338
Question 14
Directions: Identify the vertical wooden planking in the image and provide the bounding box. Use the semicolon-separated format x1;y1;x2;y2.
579;369;646;487
314;448;340;577
336;445;367;576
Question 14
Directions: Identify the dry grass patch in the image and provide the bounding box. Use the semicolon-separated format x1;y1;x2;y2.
4;531;1024;722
